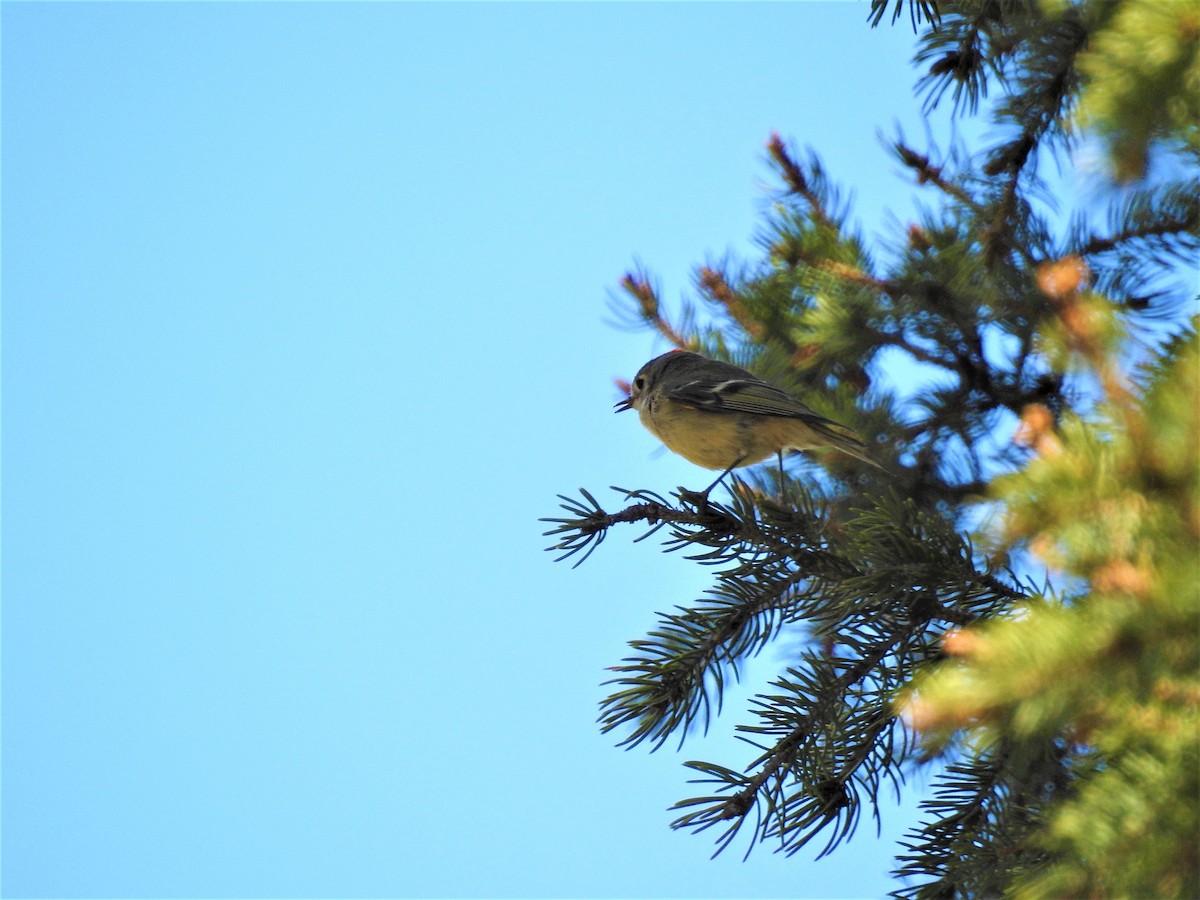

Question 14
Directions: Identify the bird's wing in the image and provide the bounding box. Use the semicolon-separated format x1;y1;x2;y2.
667;377;831;423
667;372;884;469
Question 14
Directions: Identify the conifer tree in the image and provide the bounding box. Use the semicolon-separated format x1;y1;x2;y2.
544;1;1199;894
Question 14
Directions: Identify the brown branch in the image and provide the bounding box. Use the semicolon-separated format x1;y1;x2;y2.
697;266;766;340
1079;218;1200;257
709;634;908;826
620;272;690;349
767;132;836;231
894;141;982;212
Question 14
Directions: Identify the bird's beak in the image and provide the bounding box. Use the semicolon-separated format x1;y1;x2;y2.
614;396;633;413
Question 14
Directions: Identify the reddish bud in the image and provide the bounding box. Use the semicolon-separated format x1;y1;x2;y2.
908;224;932;251
1014;403;1062;456
1092;560;1152;598
941;628;982;657
1036;256;1089;301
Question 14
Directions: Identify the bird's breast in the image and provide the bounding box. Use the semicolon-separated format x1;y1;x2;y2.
642;401;774;470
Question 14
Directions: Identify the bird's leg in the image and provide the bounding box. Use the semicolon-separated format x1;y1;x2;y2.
679;458;744;512
777;450;789;504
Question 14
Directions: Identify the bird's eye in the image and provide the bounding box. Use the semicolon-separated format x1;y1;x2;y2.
634;376;646;390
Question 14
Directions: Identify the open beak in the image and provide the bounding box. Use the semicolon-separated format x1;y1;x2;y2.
614;396;633;413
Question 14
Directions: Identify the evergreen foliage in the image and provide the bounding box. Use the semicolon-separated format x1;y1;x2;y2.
544;0;1198;894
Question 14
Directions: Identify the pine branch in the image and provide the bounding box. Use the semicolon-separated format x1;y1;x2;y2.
669;618;937;860
766;133;839;233
542;487;709;567
1081;219;1200;257
1077;178;1200;258
892;741;1071;898
893;142;972;207
610;270;693;348
586;490;1032;856
981;7;1088;178
597;560;816;751
576;485;868;750
868;0;941;30
552;2;1199;887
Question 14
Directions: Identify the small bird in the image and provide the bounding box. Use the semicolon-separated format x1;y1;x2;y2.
615;350;882;475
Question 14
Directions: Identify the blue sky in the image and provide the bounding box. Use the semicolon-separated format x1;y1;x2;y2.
5;3;967;897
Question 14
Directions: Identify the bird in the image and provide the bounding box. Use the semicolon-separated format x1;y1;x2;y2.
615;350;883;480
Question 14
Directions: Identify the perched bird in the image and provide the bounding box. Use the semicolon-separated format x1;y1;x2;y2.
615;350;882;474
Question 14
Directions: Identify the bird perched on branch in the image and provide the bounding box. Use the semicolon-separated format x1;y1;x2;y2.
615;350;883;479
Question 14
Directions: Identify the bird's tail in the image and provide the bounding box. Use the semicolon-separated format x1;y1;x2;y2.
807;422;886;471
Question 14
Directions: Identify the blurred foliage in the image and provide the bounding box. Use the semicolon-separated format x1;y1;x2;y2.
545;0;1198;894
1051;0;1200;179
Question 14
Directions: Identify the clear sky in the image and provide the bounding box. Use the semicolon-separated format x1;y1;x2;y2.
5;3;964;897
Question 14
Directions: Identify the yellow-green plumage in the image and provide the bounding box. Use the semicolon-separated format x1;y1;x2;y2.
618;351;882;471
